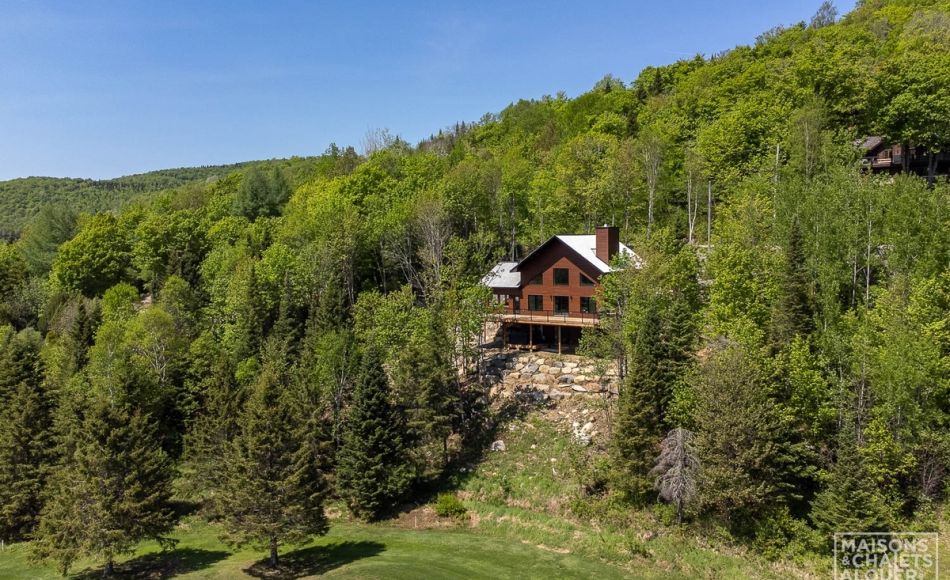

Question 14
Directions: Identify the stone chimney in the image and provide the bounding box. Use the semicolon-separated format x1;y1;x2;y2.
595;225;619;264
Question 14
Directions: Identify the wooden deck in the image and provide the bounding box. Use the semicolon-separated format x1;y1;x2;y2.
493;311;599;328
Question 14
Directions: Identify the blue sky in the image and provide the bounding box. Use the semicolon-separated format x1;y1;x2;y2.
0;1;856;180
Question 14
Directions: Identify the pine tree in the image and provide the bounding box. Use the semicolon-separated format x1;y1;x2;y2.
0;380;54;541
234;166;292;221
216;341;329;568
337;346;412;520
811;435;893;539
392;321;458;473
69;299;98;369
0;327;43;400
769;221;813;349
182;358;245;517
691;341;805;528
32;399;176;576
611;305;665;501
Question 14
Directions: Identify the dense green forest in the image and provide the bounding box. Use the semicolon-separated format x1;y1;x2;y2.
0;157;335;236
0;0;948;575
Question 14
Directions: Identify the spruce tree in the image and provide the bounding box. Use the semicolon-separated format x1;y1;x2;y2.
337;346;412;520
811;436;893;538
69;299;98;369
691;342;806;528
0;380;54;541
0;327;43;400
216;341;329;568
769;221;813;349
182;358;245;518
611;305;665;501
32;399;176;576
392;321;458;473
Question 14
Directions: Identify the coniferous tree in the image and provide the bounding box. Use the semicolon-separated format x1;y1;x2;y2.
769;221;813;349
691;342;804;528
32;398;176;576
0;379;54;542
234;167;291;221
650;428;700;523
0;327;43;400
68;300;98;369
611;305;665;501
337;346;412;520
182;358;245;517
810;436;893;538
392;321;458;472
216;341;329;568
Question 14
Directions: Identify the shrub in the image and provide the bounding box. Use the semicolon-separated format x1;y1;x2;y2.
434;493;467;519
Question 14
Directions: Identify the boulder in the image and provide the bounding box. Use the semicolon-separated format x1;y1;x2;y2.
490;440;506;452
574;374;589;383
558;374;575;384
571;384;588;393
538;364;552;374
533;373;555;385
523;363;539;374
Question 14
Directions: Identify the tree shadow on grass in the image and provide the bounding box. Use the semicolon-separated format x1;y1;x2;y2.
243;541;385;579
73;547;230;579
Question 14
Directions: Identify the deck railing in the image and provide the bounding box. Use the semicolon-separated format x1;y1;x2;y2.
492;309;600;326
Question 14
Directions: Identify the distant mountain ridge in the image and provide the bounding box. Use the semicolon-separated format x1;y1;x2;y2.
0;161;259;235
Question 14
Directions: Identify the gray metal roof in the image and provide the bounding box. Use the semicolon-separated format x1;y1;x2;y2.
481;261;521;288
553;234;640;273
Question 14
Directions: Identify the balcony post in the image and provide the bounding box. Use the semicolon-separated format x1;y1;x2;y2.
557;325;562;355
529;324;533;350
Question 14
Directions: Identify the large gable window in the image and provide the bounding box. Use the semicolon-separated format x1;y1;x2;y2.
580;273;595;286
553;268;569;286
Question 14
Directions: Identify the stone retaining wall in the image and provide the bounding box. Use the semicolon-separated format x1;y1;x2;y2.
482;350;620;401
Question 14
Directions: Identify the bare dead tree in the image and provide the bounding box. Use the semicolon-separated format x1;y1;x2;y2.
685;149;703;244
387;195;452;305
416;195;452;304
650;427;700;524
637;130;665;240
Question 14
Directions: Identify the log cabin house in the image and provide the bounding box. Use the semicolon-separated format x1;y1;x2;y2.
481;225;640;353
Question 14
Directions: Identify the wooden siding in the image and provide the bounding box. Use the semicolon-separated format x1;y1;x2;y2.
505;241;602;318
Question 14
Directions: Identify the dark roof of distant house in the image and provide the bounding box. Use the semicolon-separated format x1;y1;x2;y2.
857;136;883;151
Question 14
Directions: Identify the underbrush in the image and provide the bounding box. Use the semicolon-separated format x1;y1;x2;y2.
457;409;829;578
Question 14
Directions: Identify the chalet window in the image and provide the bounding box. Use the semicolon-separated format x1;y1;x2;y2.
529;273;543;285
580;297;596;314
580;273;595;286
553;268;569;286
554;296;569;314
528;295;543;311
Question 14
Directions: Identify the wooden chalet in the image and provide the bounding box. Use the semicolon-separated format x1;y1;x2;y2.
481;225;640;353
859;136;950;176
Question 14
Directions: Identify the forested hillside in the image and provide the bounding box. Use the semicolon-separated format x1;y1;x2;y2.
0;156;337;236
0;0;947;576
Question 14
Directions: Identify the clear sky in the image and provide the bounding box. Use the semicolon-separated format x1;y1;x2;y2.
0;1;856;180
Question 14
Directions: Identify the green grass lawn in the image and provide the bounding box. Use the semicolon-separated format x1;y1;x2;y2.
0;518;633;579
